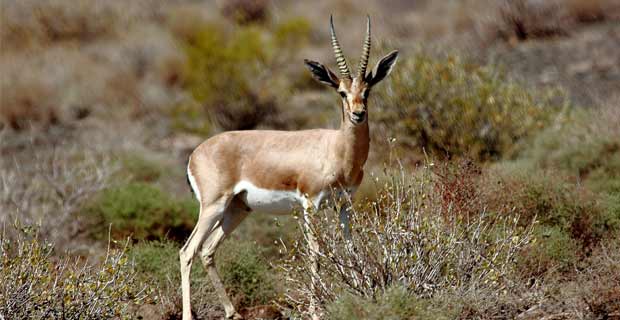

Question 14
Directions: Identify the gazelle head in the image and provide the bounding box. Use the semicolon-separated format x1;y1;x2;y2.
304;15;399;125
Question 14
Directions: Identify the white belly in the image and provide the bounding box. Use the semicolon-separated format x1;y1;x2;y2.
233;181;305;214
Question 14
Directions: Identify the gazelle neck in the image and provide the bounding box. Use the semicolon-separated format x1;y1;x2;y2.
339;117;370;179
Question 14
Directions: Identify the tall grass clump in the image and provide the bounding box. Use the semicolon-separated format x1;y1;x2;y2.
0;223;148;319
173;17;310;134
281;162;535;317
375;53;564;161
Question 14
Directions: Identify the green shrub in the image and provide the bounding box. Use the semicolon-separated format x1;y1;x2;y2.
327;286;449;320
374;53;564;161
233;213;298;258
273;17;311;49
173;17;310;135
523;108;620;184
218;240;276;307
513;105;620;235
86;182;198;241
517;174;598;232
519;225;579;276
0;223;148;319
130;240;187;284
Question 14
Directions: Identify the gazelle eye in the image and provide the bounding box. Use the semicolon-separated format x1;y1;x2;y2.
339;92;347;98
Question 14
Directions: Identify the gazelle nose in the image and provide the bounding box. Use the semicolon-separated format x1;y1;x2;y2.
351;111;366;123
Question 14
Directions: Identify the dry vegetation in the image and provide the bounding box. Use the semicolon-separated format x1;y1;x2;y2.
0;225;148;319
1;0;619;319
487;0;620;42
282;163;536;318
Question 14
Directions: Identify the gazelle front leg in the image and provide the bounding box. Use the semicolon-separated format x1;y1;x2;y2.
339;204;352;240
335;187;355;240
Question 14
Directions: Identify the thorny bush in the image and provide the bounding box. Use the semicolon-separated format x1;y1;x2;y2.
281;163;535;316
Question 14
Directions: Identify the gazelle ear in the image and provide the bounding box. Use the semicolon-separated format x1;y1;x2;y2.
365;50;399;87
304;59;340;88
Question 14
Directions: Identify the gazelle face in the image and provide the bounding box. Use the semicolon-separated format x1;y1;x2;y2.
304;16;399;126
338;78;369;125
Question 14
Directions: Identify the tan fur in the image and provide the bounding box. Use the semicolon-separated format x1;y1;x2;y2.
189;122;368;197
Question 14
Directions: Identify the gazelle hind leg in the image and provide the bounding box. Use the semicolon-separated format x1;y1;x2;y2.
200;197;250;319
179;193;233;320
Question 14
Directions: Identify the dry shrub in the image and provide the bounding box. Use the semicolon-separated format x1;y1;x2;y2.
0;50;93;130
0;33;184;130
0;137;116;251
281;163;535;316
220;0;270;25
0;0;120;50
515;236;620;319
432;159;483;219
568;0;607;23
0;72;59;130
0;0;184;130
0;0;167;50
484;170;601;239
583;238;620;318
496;0;570;41
481;167;608;277
485;0;620;42
0;223;149;319
567;0;620;23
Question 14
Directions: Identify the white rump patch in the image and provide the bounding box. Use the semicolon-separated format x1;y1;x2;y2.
187;159;201;202
233;181;306;215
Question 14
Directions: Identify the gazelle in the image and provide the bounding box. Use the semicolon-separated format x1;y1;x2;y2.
180;16;398;319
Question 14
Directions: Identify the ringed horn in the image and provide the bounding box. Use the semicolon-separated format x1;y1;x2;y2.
357;16;371;78
329;15;372;80
330;15;351;80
